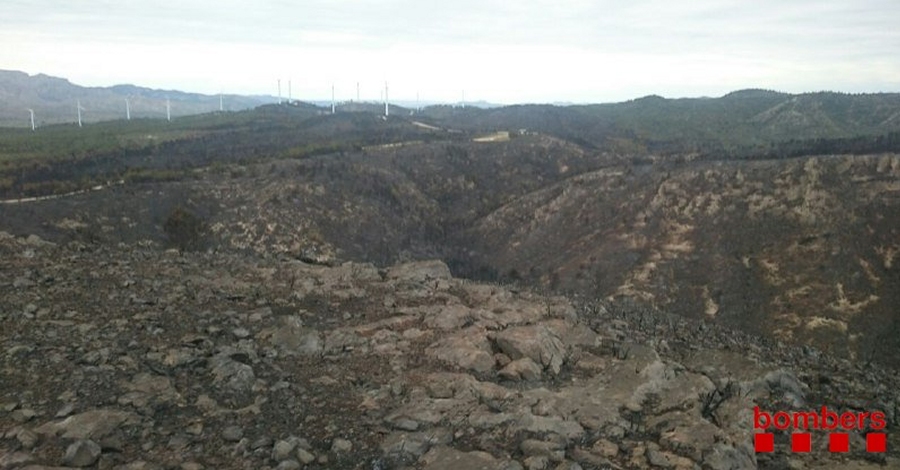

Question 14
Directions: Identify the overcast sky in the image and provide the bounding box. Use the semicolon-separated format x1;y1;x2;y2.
3;0;899;104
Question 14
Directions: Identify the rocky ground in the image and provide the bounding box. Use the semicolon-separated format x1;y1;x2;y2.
1;232;898;469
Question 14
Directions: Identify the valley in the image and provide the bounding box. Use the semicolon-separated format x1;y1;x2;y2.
1;90;899;469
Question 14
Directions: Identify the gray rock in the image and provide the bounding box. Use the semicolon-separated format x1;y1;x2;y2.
119;373;180;408
499;358;543;381
380;428;453;459
702;443;755;470
267;316;323;356
221;425;243;442
251;436;273;450
275;460;301;470
523;455;550;470
0;451;34;468
210;352;256;391
386;260;452;283
296;448;316;464
272;439;298;461
420;446;499;470
62;439;102;467
389;416;420;431
331;437;353;453
492;326;567;375
646;448;676;469
16;428;40;449
426;332;495;373
10;408;36;423
36;409;139;440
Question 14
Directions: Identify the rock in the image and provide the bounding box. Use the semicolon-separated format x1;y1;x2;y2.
420;446;499;470
521;439;564;460
17;428;40;449
331;437;353;453
590;439;619;458
517;414;585;441
701;443;755;470
36;409;139;440
210;352;256;391
233;327;251;339
272;439;298;461
251;436;273;450
221;425;243;442
646;448;676;469
552;463;583;470
380;428;453;459
62;439;102;467
265;316;323;356
499;357;543;381
523;455;550;470
119;373;180;408
426;331;495;373
55;403;75;418
296;448;316;464
389;416;421;431
492;326;567;375
275;460;301;470
11;408;36;423
0;451;34;468
386;260;452;283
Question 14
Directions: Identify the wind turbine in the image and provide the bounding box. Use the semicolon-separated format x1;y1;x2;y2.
288;79;292;103
277;79;282;103
125;98;131;120
166;98;171;121
27;109;35;131
219;94;224;112
384;82;389;117
331;83;335;114
356;82;360;102
77;100;85;127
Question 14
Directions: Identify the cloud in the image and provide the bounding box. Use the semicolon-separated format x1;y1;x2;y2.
2;0;899;102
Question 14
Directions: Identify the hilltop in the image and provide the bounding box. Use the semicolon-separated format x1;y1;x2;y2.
0;70;276;127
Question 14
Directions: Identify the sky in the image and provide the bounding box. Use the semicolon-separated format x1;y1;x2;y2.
3;0;900;104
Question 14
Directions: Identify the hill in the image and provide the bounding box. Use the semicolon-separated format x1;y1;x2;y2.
420;90;900;157
1;88;900;468
0;70;276;127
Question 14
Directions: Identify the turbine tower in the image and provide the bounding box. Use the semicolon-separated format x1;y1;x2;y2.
166;98;171;121
77;100;85;127
288;80;292;102
384;82;389;117
125;98;131;120
356;82;360;102
277;79;282;103
27;109;35;131
219;94;224;112
331;84;335;114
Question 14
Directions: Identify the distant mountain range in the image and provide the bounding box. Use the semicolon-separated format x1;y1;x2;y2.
0;70;278;127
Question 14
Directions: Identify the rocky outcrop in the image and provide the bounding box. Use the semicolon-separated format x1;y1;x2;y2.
0;233;897;469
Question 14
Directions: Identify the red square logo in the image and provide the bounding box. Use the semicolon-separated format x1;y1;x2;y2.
867;433;886;453
755;433;774;453
791;433;811;452
829;433;850;453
